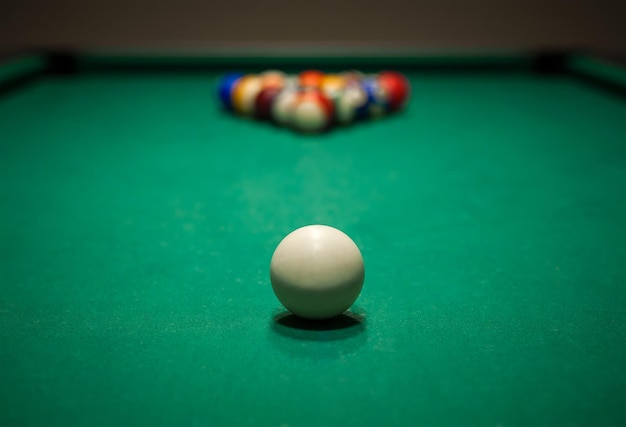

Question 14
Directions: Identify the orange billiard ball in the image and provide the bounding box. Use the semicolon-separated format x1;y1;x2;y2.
298;70;325;88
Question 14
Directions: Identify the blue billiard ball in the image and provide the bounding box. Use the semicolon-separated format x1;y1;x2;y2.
355;77;390;120
217;72;244;111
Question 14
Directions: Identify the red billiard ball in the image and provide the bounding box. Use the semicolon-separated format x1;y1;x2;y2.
255;86;282;120
291;89;334;133
377;71;410;111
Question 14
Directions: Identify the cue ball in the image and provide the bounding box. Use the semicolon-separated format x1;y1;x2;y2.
270;225;365;320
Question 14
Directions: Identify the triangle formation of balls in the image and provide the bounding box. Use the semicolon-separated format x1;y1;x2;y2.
218;70;410;134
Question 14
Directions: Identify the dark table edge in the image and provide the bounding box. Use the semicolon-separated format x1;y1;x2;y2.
1;48;625;99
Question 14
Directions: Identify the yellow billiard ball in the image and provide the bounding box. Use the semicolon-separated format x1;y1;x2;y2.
232;75;262;116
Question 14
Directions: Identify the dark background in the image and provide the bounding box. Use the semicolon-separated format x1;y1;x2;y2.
1;0;625;56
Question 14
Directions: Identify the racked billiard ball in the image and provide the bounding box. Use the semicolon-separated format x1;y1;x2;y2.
217;72;244;111
271;87;299;126
341;70;365;85
320;74;347;100
377;71;410;111
232;75;263;116
259;70;287;89
335;83;367;125
270;225;365;320
290;88;334;133
356;77;390;119
298;70;325;88
255;86;282;120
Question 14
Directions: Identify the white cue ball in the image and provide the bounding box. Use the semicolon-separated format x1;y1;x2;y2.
270;225;365;320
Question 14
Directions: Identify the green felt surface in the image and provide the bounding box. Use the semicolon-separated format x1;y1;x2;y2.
1;67;626;427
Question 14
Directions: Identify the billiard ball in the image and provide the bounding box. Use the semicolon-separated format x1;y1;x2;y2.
270;225;365;320
290;89;334;133
334;83;367;125
355;77;390;119
298;70;325;88
341;70;365;85
217;72;244;111
255;86;282;120
283;75;299;89
260;70;287;89
320;74;346;101
232;74;263;116
377;71;410;111
271;87;299;126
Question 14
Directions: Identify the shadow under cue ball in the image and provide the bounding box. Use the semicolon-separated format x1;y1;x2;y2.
270;225;365;320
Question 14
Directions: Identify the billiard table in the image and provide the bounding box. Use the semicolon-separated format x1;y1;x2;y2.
1;51;625;427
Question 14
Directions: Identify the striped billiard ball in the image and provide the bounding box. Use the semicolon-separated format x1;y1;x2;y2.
335;83;368;125
291;89;334;133
356;77;390;119
320;74;347;102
